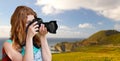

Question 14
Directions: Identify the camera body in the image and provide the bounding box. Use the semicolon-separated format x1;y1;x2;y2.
26;18;58;34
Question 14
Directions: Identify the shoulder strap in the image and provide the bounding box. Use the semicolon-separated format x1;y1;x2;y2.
6;39;12;44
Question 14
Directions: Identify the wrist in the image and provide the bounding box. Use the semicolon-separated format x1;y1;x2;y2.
26;35;33;41
26;34;33;39
40;36;47;42
40;35;46;39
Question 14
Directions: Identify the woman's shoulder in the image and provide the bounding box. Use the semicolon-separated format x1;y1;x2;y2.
3;39;23;61
3;39;13;50
3;39;12;48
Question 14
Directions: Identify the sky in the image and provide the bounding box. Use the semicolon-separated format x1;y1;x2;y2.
0;0;120;38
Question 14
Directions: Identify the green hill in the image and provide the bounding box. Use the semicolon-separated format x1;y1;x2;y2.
52;30;120;61
81;30;120;46
54;30;120;52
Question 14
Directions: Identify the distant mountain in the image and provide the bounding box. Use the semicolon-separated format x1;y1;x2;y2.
54;30;120;52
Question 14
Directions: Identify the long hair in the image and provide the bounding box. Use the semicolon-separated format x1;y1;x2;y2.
10;6;41;52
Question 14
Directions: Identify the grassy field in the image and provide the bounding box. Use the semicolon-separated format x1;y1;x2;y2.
52;46;120;61
0;46;120;61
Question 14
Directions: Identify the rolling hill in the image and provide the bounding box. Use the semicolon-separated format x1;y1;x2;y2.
54;30;120;52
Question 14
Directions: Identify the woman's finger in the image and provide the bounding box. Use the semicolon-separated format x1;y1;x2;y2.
31;21;38;27
39;24;48;35
44;27;48;32
41;24;44;30
42;24;45;31
33;24;39;29
34;27;39;31
39;24;43;31
34;31;38;35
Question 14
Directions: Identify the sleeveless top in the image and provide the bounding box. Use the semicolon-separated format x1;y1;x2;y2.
6;39;42;61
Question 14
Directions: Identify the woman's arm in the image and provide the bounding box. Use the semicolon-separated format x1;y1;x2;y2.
3;42;23;61
23;36;34;61
23;21;38;61
41;36;52;61
4;39;34;61
39;24;52;61
4;21;38;61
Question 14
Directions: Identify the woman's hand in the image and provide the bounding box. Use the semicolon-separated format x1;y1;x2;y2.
24;21;39;61
27;21;39;38
39;24;48;38
39;24;52;61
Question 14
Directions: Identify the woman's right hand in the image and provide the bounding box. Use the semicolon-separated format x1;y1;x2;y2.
27;21;39;38
25;21;38;61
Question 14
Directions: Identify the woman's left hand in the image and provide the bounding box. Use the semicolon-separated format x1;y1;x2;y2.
39;24;48;37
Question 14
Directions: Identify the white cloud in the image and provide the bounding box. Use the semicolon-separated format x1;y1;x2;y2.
35;0;82;10
78;23;94;28
47;25;89;38
0;26;11;38
100;7;120;21
35;0;83;15
114;24;120;31
59;25;70;30
35;0;120;21
0;25;90;38
53;18;62;21
98;22;103;25
41;5;62;15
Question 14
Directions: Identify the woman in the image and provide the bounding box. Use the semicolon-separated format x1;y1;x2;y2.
2;6;51;61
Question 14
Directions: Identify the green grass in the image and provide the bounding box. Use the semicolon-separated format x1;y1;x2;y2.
52;46;120;61
1;46;120;61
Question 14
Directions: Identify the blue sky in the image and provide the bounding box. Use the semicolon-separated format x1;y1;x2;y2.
0;0;120;38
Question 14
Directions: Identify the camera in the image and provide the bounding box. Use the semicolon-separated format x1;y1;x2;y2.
26;18;58;34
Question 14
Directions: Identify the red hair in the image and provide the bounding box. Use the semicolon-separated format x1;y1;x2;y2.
10;6;41;52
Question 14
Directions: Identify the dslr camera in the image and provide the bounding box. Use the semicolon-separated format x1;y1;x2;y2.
26;18;58;34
